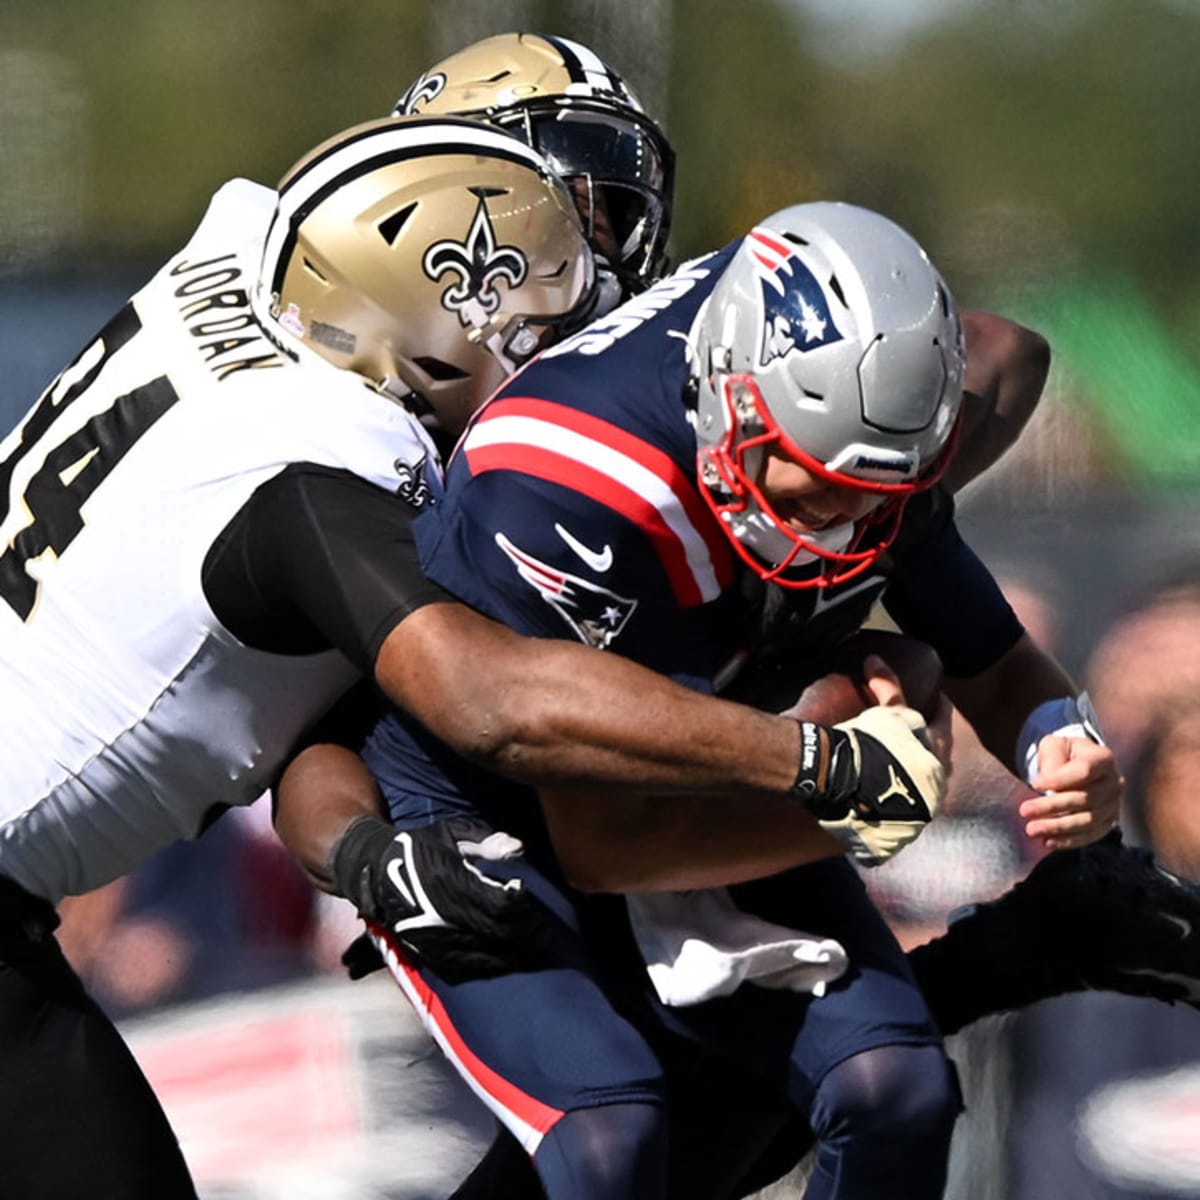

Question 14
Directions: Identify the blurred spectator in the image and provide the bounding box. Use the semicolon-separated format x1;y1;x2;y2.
1007;571;1200;1199
58;800;322;1019
1086;562;1200;764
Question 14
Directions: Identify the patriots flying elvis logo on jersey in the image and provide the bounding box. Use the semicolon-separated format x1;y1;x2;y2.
746;228;843;368
495;532;637;650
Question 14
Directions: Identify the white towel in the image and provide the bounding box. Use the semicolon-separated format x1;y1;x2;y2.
626;887;848;1007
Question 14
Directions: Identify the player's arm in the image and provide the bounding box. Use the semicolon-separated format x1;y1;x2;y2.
944;634;1122;850
942;311;1050;494
273;741;383;893
541;657;951;891
374;600;807;795
879;492;1121;851
206;463;805;798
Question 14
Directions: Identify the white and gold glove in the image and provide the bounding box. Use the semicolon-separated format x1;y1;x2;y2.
790;706;946;867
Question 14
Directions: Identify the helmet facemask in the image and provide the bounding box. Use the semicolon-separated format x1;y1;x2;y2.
698;373;957;589
491;98;674;293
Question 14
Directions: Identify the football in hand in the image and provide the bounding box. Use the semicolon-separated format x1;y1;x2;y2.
725;630;944;724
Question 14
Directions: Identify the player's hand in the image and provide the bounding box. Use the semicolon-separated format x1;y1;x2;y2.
793;657;949;866
330;814;555;981
1019;736;1123;851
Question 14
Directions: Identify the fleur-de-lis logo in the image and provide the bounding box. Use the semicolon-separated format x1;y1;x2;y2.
395;71;446;114
394;452;434;510
423;190;529;330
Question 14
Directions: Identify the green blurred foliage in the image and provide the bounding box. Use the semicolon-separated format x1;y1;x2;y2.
5;0;1197;308
1;0;1196;484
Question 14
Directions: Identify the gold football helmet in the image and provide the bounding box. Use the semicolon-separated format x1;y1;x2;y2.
259;115;595;435
394;33;674;299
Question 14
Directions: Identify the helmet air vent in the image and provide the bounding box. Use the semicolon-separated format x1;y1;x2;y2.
378;203;418;246
413;356;470;382
302;257;329;283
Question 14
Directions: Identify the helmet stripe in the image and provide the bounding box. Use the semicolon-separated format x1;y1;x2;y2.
541;34;623;96
264;120;551;299
462;396;733;607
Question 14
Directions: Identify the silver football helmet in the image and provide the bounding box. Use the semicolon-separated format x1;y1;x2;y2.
257;115;595;436
394;33;674;306
692;202;964;589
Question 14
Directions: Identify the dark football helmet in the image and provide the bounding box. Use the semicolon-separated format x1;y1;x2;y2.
394;32;675;307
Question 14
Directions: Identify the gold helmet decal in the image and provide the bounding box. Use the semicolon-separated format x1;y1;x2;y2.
424;190;529;328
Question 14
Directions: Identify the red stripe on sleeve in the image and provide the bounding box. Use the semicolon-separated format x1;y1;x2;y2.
466;397;733;604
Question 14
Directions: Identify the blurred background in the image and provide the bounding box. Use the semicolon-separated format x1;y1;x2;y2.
2;0;1199;1196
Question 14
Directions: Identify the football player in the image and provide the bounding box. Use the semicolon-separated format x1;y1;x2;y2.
281;204;1120;1200
0;118;901;1198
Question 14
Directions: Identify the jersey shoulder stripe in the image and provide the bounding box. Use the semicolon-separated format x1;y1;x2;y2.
461;396;733;608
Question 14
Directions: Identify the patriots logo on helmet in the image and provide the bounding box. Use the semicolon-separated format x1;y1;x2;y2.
495;532;637;649
747;228;844;368
423;190;529;329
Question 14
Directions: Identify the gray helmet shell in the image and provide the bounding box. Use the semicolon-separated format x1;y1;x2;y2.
693;202;964;580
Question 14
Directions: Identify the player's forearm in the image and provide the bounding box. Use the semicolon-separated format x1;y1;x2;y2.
272;743;387;893
375;602;803;798
944;633;1078;769
541;786;844;893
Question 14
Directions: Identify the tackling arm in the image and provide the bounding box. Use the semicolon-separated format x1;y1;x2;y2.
272;742;384;893
373;599;812;798
541;661;951;891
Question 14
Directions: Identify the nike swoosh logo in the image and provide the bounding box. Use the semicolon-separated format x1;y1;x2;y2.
386;856;417;910
811;573;886;617
1161;912;1193;939
555;523;613;573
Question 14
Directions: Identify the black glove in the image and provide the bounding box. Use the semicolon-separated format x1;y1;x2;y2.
790;708;945;865
330;814;557;981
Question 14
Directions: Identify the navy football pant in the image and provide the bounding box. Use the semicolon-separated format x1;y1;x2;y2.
378;855;956;1199
0;878;197;1199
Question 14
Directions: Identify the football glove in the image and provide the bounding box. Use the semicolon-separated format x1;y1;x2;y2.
790;706;945;867
329;814;555;981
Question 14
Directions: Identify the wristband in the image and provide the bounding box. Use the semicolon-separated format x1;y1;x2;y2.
788;721;851;820
1015;691;1105;784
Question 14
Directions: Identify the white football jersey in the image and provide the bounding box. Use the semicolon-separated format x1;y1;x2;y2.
0;180;440;904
